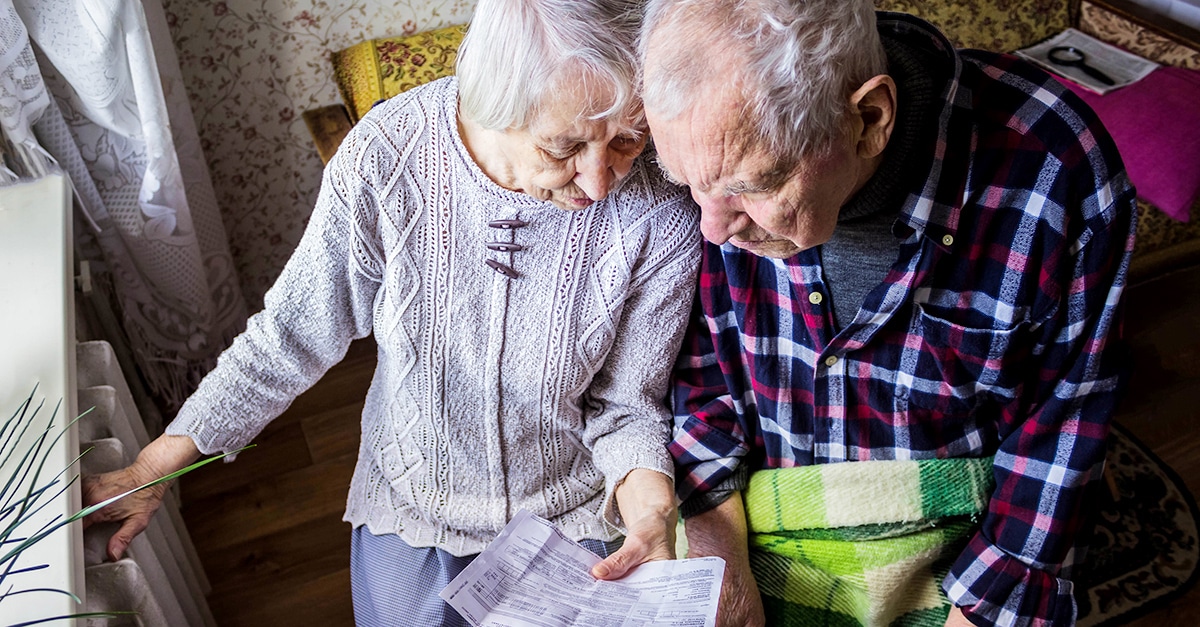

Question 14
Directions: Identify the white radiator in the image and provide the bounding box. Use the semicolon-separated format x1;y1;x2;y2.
76;340;216;627
0;173;215;626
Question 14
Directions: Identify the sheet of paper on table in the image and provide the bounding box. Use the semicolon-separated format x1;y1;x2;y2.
439;509;725;627
1015;28;1158;94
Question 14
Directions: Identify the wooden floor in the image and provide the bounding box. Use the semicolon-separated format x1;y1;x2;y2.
179;339;373;626
179;264;1200;627
1110;263;1200;627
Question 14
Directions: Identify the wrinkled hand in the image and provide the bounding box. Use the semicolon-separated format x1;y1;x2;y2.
591;468;677;580
683;493;765;627
82;434;200;561
713;555;765;627
81;464;170;561
591;505;676;580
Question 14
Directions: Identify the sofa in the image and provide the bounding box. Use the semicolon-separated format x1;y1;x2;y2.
303;0;1200;285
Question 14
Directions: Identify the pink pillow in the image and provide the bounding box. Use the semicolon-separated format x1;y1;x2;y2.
1058;66;1200;222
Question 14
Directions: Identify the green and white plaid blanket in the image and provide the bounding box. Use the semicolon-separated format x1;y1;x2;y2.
744;457;994;627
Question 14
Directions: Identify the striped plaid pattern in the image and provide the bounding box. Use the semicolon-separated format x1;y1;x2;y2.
669;13;1135;626
744;457;993;627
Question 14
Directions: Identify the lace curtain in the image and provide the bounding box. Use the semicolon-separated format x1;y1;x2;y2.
0;0;246;417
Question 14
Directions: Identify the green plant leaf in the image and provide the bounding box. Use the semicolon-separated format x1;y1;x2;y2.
0;444;252;567
6;611;137;627
70;445;252;524
0;385;255;624
0;585;82;604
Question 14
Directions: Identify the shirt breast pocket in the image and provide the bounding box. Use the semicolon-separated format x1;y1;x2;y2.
896;304;1030;420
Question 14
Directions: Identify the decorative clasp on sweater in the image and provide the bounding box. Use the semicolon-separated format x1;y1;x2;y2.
485;219;526;278
485;259;519;278
487;219;528;229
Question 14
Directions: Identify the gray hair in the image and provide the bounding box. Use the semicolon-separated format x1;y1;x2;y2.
641;0;887;160
457;0;645;132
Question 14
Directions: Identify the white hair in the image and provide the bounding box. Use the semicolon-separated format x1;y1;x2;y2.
641;0;887;160
457;0;645;132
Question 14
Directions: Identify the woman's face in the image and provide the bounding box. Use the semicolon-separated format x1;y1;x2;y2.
485;83;648;211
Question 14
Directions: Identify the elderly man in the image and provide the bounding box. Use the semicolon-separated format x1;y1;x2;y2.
641;1;1135;626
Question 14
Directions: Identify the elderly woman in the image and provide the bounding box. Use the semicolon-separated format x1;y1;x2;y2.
82;0;700;623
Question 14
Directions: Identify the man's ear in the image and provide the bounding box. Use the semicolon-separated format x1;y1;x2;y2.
848;74;897;160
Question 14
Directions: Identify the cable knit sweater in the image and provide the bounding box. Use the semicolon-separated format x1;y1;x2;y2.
166;77;702;555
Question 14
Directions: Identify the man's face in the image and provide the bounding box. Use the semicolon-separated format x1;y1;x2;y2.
646;87;869;258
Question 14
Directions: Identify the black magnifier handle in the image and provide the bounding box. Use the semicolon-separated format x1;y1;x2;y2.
1076;63;1116;86
1048;46;1115;86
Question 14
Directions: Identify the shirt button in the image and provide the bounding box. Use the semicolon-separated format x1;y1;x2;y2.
942;234;954;246
824;356;838;367
809;292;823;305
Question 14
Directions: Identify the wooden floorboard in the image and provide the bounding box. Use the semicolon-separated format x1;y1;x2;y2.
186;451;357;554
1110;265;1200;627
180;418;313;505
207;567;353;627
197;513;352;598
301;403;365;464
178;268;1200;626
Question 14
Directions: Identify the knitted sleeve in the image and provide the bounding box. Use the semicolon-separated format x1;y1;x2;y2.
165;123;387;454
579;172;702;530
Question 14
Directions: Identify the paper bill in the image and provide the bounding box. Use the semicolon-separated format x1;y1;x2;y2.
439;509;724;627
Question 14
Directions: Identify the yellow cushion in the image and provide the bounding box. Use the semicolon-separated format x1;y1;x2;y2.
331;24;466;123
875;0;1072;52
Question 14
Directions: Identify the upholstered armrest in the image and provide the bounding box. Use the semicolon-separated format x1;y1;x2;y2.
332;25;464;123
875;0;1074;51
302;24;466;164
1083;0;1200;50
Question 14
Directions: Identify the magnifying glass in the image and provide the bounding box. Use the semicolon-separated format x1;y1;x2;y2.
1047;46;1115;86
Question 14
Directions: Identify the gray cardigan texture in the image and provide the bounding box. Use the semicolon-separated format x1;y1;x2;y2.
165;78;702;555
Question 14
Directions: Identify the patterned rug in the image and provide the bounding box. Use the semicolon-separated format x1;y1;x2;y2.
1076;423;1200;626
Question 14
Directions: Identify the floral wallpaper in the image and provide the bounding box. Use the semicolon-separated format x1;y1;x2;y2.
159;0;478;308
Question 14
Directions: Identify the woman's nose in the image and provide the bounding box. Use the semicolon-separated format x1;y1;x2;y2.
574;148;618;201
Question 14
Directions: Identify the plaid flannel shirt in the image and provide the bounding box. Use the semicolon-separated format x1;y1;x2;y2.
670;14;1137;627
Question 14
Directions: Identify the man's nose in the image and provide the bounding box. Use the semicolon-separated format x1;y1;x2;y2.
575;150;617;201
692;189;739;244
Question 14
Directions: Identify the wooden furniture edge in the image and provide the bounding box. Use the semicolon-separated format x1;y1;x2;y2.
1083;0;1200;49
1130;236;1200;286
302;104;354;165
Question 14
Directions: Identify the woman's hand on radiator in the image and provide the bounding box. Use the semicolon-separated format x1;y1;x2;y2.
81;434;201;561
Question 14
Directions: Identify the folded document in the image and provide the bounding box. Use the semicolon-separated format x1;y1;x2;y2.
440;509;724;627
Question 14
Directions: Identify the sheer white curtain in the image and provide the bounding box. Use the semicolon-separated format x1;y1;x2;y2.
0;0;246;417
